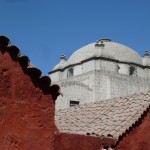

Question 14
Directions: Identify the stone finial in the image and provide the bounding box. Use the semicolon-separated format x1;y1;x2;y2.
99;41;105;47
60;54;67;63
95;40;99;47
95;40;105;47
144;50;149;57
143;51;150;66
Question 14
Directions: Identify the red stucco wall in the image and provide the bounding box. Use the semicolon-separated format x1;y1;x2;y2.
115;110;150;150
2;38;150;150
0;50;56;149
54;133;115;150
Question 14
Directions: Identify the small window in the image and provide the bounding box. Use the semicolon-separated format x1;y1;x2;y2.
129;66;137;75
67;68;74;77
70;100;79;107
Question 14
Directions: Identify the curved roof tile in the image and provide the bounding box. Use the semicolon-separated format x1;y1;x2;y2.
55;91;150;146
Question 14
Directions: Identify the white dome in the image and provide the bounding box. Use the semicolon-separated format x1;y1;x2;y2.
68;40;142;65
53;39;143;70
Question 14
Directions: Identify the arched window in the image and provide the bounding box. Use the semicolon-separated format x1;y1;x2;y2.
129;66;137;76
67;68;74;77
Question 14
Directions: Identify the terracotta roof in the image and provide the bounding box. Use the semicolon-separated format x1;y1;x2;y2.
55;91;150;143
0;35;61;101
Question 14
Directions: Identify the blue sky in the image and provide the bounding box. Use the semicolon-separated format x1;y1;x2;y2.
0;0;150;74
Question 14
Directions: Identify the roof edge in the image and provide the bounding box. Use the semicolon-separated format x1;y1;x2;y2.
49;55;149;74
0;35;61;102
114;103;150;148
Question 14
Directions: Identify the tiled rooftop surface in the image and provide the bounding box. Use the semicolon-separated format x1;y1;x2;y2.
55;91;150;140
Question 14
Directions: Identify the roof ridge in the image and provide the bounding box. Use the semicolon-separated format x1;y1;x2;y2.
0;35;61;102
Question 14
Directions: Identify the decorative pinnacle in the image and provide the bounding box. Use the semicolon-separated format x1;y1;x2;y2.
95;39;105;47
144;51;149;57
60;54;66;60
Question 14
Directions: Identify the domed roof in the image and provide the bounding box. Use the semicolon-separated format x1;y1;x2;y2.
52;39;143;71
68;39;143;65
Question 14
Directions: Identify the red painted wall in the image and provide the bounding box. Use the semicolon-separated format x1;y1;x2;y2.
0;50;56;149
54;133;115;150
115;111;150;150
3;39;150;150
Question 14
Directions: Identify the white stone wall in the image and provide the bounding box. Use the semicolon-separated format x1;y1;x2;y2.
50;58;150;110
74;64;82;76
95;73;108;100
50;62;150;82
100;60;117;72
54;68;150;110
49;71;61;82
118;63;129;75
94;70;150;102
61;69;67;79
137;67;146;78
55;80;93;110
82;60;95;73
65;70;95;89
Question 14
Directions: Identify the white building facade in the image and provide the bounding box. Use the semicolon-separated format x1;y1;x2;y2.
49;39;150;110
